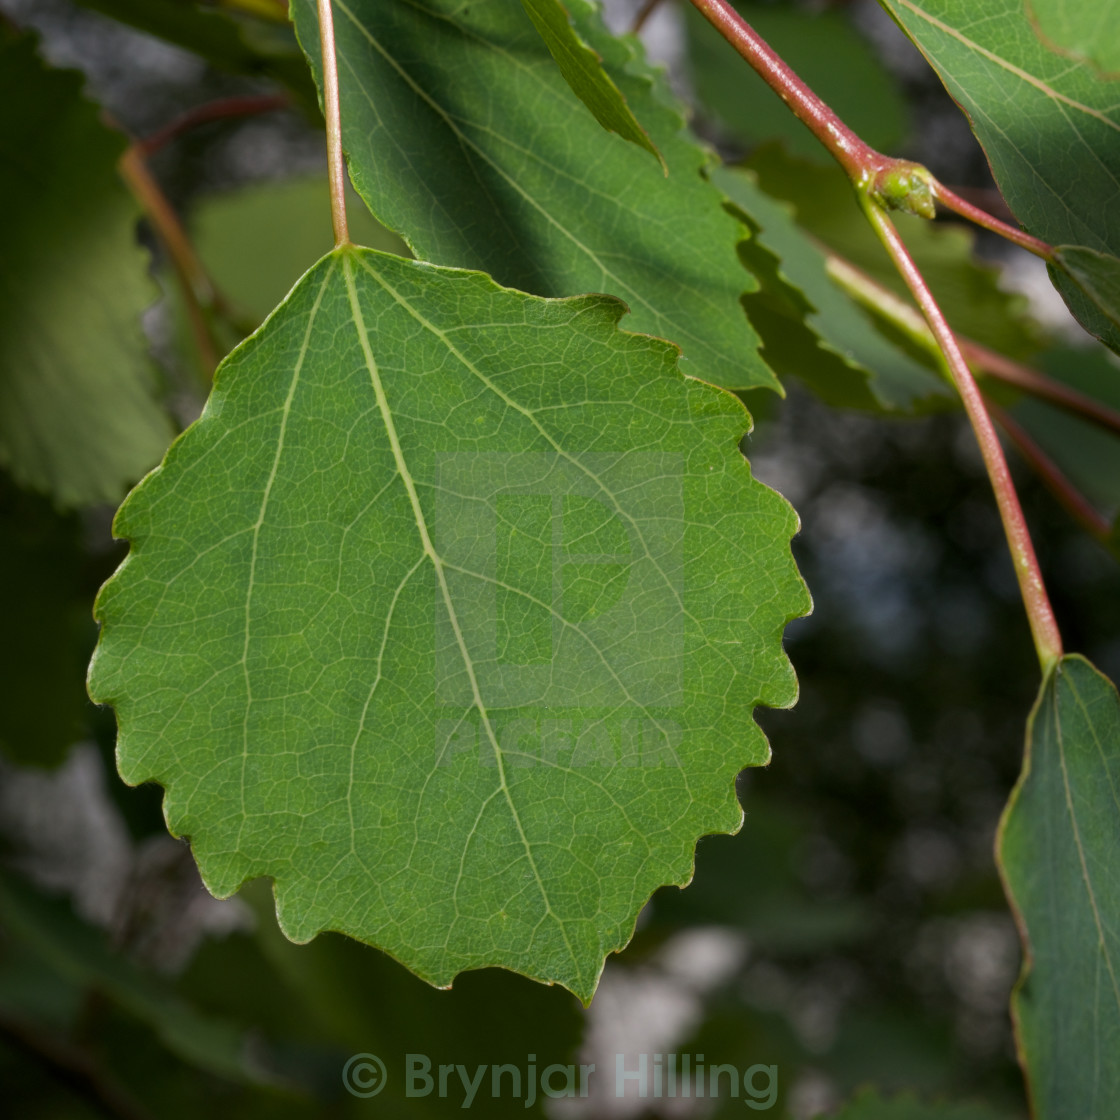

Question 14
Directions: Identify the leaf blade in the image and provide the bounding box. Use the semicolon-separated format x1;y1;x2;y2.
88;248;808;1001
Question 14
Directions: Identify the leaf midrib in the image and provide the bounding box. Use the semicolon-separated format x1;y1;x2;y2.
338;251;583;983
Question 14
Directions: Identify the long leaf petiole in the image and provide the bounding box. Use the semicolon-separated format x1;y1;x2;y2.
859;197;1063;671
316;0;350;247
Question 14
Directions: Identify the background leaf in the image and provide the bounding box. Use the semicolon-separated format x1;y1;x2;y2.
0;35;175;507
997;655;1120;1118
88;246;808;1002
1008;344;1120;530
0;484;98;768
876;0;1120;352
290;0;777;392
0;871;276;1086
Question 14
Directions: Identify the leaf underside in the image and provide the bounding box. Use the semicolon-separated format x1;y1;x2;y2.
89;248;808;1002
997;655;1120;1117
290;0;775;392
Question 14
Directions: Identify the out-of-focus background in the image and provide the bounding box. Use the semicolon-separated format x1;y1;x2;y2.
1;1;1117;1117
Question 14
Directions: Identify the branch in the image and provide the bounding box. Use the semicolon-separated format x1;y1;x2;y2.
118;144;221;378
931;183;1052;260
138;94;289;157
860;198;1063;670
631;0;666;35
688;0;1054;257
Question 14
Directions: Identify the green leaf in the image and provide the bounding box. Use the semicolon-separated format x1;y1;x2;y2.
684;0;908;163
0;36;175;507
290;0;776;392
822;1087;1010;1119
1024;0;1120;76
518;0;664;169
0;871;277;1086
88;247;808;1003
876;0;1120;352
997;655;1120;1118
714;164;953;412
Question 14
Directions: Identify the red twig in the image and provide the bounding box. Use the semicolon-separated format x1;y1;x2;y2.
962;342;1120;438
138;94;289;157
631;0;666;35
688;0;882;182
932;183;1053;261
119;144;221;378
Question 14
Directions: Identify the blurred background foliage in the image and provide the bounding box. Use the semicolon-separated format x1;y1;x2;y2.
0;0;1117;1117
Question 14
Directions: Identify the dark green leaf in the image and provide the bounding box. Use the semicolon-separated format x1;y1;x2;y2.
997;655;1120;1118
0;485;96;768
685;0;908;162
0;35;175;507
88;247;808;1002
290;0;777;392
519;0;664;168
876;0;1120;352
